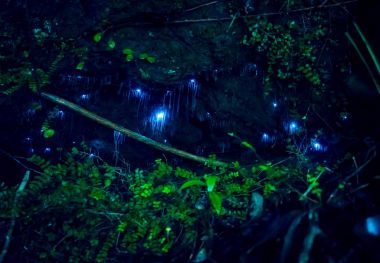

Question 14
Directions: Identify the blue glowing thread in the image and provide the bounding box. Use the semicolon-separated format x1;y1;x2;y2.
365;217;380;236
79;94;90;101
187;78;200;91
163;90;175;114
27;148;35;155
55;109;65;120
43;147;52;154
156;111;165;120
241;63;258;76
261;133;270;143
148;108;168;135
113;130;124;161
23;137;33;144
113;131;124;148
187;78;200;111
310;140;325;152
128;87;149;103
288;121;298;134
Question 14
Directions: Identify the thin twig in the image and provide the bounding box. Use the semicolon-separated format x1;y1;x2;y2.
0;171;30;263
327;148;376;204
353;22;380;76
101;0;357;32
345;31;380;95
183;1;220;13
0;149;42;175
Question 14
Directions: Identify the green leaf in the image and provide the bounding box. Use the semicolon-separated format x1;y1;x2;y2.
125;54;134;62
107;39;116;50
43;129;55;138
122;48;134;55
241;141;256;152
204;175;218;192
179;179;205;191
93;32;103;43
146;56;156;63
76;61;85;70
208;192;222;215
139;52;149;59
104;179;112;188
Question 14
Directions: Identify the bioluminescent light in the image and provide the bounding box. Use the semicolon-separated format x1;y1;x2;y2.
128;87;149;104
113;130;125;161
156;111;165;120
187;78;200;111
54;109;65;120
365;216;380;236
43;147;52;154
148;108;168;135
310;139;326;152
340;112;349;121
163;90;174;113
23;137;33;144
261;133;270;143
241;63;258;76
27;148;35;155
217;141;230;153
79;93;90;101
187;78;200;91
113;130;124;148
285;121;299;134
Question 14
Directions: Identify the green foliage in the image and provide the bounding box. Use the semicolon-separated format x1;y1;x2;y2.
0;136;332;262
242;16;327;96
139;52;157;63
93;32;103;43
122;47;134;61
0;50;62;95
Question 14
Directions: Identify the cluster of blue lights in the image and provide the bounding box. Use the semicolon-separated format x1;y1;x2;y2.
59;74;96;88
261;133;275;144
284;121;299;135
79;93;90;101
187;78;200;92
128;87;150;106
43;147;52;154
147;108;168;135
365;215;380;236
49;109;66;120
310;139;326;152
340;112;349;121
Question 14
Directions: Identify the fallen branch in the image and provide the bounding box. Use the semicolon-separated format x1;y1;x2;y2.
41;92;229;168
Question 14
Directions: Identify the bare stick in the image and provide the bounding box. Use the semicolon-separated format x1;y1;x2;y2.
41;92;229;168
353;22;380;76
0;171;30;263
345;32;380;95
